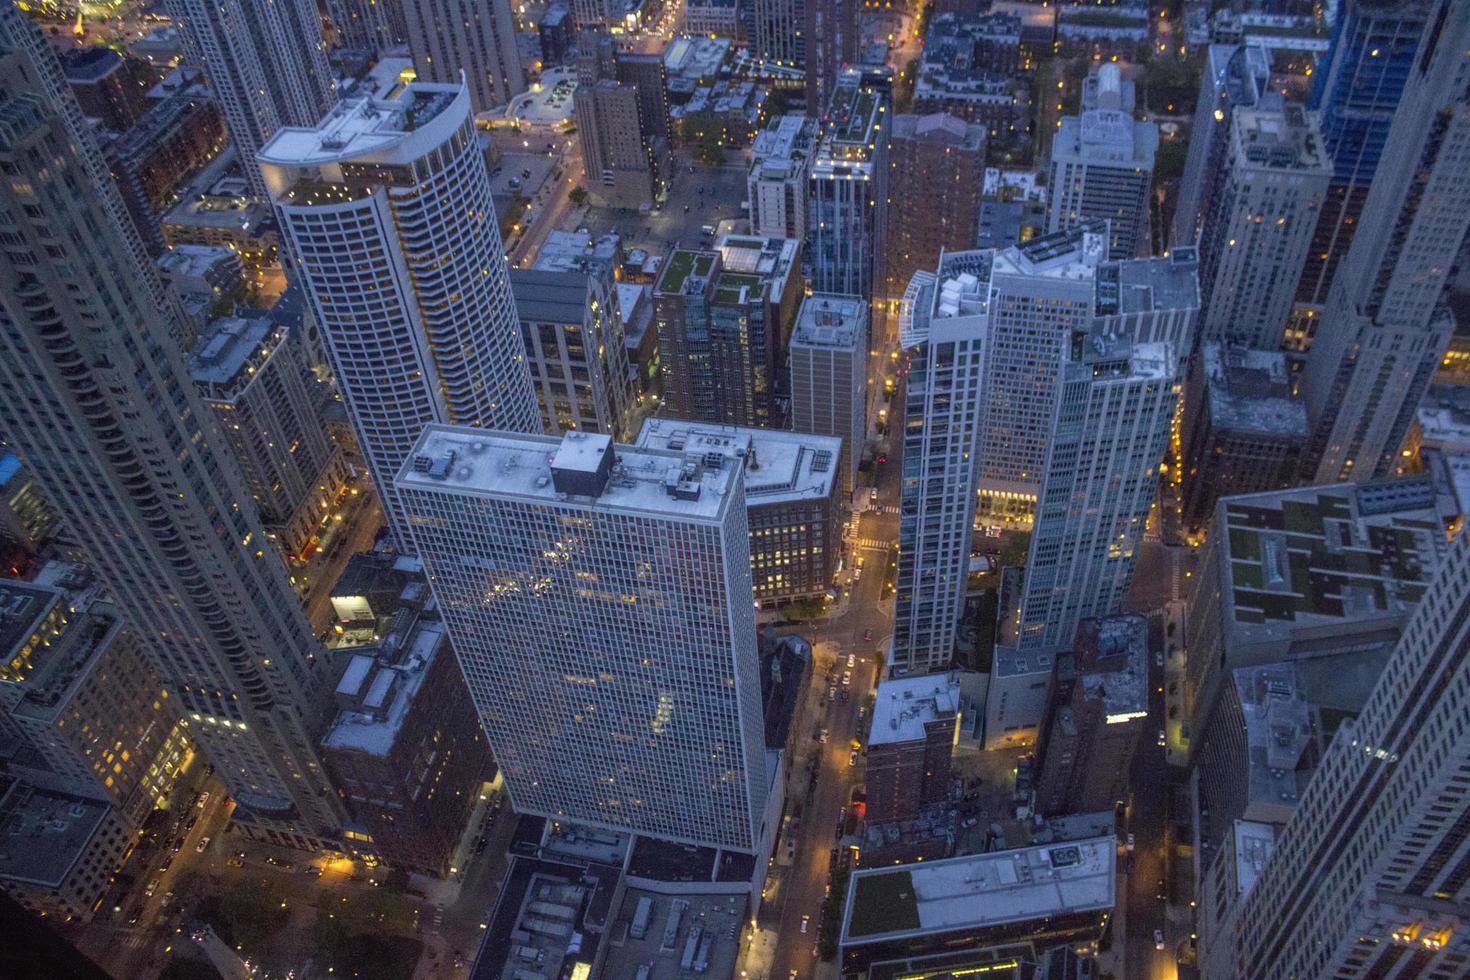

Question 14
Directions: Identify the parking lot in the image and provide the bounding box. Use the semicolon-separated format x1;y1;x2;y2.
575;149;753;257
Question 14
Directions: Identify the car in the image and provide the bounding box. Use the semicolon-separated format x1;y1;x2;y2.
196;792;210;809
683;204;690;213
306;865;324;876
227;858;245;868
790;972;799;979
857;705;866;719
839;689;850;702
1154;651;1164;668
1158;729;1167;747
800;914;810;934
818;728;829;743
1126;833;1135;852
196;836;211;854
170;836;184;852
1156;879;1167;900
841;670;852;686
157;854;173;872
145;879;160;897
1154;928;1165;950
862;628;873;641
828;687;836;701
847;653;856;668
848;750;858;767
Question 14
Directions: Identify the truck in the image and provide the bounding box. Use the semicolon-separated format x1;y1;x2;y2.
630;896;653;940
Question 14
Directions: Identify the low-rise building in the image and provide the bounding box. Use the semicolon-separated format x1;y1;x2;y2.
865;674;961;825
161;165;278;269
0;779;131;921
635;420;841;603
914;13;1030;155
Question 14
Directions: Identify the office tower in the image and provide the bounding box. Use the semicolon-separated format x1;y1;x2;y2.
1047;64;1158;259
865;674;960;825
326;0;407;55
656;236;802;428
395;426;770;854
1032;615;1147;817
573;32;662;210
748;114;817;241
808;69;890;299
1180;343;1307;540
884;113;986;300
1172;43;1271;249
790;294;868;500
0;456;64;562
805;0;857;114
404;0;524;113
636;419;842;604
0;567;190;827
1183;478;1446;764
1301;1;1470;484
1196;102;1330;350
0;10;345;846
1297;0;1427;310
751;0;805;70
1223;518;1470;978
259;81;539;542
320;561;490;878
1013;333;1181;650
164;0;334;197
188;315;350;562
509;267;635;440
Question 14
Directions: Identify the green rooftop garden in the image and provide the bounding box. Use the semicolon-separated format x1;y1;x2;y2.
847;869;921;938
659;249;716;294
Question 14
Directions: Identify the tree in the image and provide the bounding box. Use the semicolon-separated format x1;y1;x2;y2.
695;132;725;166
569;185;587;205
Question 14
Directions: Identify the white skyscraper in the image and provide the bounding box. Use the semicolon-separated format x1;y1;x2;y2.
1301;0;1470;485
1196;102;1330;350
1047;64;1158;260
259;82;539;542
164;0;334;197
403;0;525;113
0;10;344;847
395;426;770;854
790;293;868;500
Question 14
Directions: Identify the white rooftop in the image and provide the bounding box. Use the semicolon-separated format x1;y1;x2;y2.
257;82;467;170
633;419;840;507
794;294;866;349
868;674;961;746
551;431;613;474
1231;819;1277;899
324;622;445;756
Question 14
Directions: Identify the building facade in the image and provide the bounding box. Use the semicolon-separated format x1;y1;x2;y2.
808;69;890;300
748;114;816;241
865;674;960;825
884;113;986;300
573;32;663;210
789;294;868;500
403;0;524;113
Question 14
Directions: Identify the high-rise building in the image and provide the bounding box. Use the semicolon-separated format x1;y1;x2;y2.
395;426;771;855
1172;43;1271;249
790;294;868;500
403;0;524;113
1300;0;1470;484
510;267;635;440
750;0;806;71
865;674;961;825
1047;64;1158;260
259;81;539;542
164;0;335;197
60;47;149;132
656;236;802;428
1222;507;1470;978
1180;343;1307;540
884;113;986;300
573;32;664;210
1032;615;1148;817
1196;102;1330;350
0;456;64;562
188;315;349;563
748;114;817;241
0;10;346;846
808;69;890;300
325;0;407;55
805;0;858;115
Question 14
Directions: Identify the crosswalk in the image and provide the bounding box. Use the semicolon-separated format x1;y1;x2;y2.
878;504;901;515
856;538;891;551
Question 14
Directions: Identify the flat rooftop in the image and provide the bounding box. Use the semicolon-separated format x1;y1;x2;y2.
1102;249;1201;316
1231;819;1277;899
188;316;276;389
396;426;738;521
599;890;746;980
841;836;1115;945
0;780;110;888
0;580;62;668
869;674;961;746
509;268;592;326
1071;615;1148;720
1201;342;1306;438
634;419;840;506
1233;662;1309;812
794;293;866;349
1234;104;1329;173
323;621;446;757
751;113;816;169
258;82;464;168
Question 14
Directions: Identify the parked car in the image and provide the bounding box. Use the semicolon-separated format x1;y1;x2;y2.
196;836;211;854
847;653;856;668
817;729;829;743
841;670;851;686
848;750;858;767
227;858;245;868
1126;833;1135;852
145;879;160;897
800;914;810;934
196;792;210;809
1154;929;1165;950
862;629;873;641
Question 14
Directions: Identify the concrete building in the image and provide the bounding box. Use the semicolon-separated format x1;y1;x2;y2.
1032;616;1148;817
0;779;131;921
1196;102;1330;351
1046;64;1157;259
189;316;350;563
865;674;961;825
159;165;279;272
1227;493;1470;978
808;69;890;300
403;0;524;113
325;0;407;54
163;0;334;196
636;420;842;604
789;294;868;500
321;572;490;877
259;81;539;544
1183;478;1448;761
0;456;63;562
839;837;1116;976
510;268;636;440
1181;343;1308;540
1197;819;1276;980
395;427;770;856
573;32;667;210
748;114;816;241
884;113;986;300
655;236;802;428
0;12;346;848
912;13;1029;156
60;46;149;132
803;0;858;115
0;569;189;826
1301;1;1470;484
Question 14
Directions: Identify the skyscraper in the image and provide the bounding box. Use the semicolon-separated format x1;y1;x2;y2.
259;81;539;542
1222;506;1470;977
0;10;345;846
403;0;525;113
808;69;890;300
395;426;770;854
1196;102;1330;350
790;293;868;500
805;0;857;115
1047;64;1158;260
325;0;407;55
884;113;986;300
748;114;817;241
1300;0;1470;484
164;0;335;197
573;32;663;210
